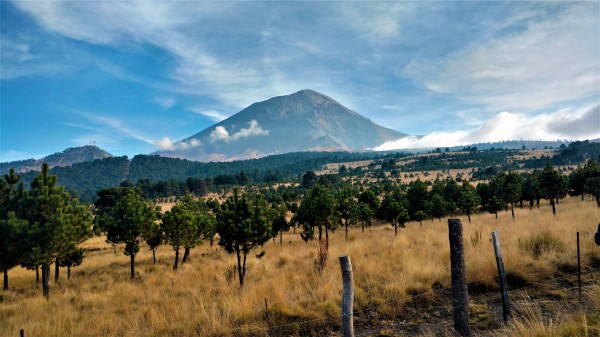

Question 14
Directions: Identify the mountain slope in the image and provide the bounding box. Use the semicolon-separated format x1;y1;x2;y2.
157;90;407;161
0;145;112;174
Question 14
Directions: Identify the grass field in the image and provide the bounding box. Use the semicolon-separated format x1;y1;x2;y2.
1;197;599;337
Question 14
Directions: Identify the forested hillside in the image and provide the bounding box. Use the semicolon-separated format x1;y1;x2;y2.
11;141;600;203
19;156;129;201
16;152;377;202
127;152;377;182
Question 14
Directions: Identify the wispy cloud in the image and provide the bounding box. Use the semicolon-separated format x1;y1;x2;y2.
78;113;154;144
153;97;176;109
4;0;598;159
1;36;35;62
403;4;599;111
0;35;78;80
189;107;229;122
338;2;407;44
73;112;203;151
209;120;269;143
375;105;600;150
8;1;367;110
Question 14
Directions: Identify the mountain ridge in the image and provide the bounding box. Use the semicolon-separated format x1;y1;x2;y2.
156;89;407;161
0;145;112;174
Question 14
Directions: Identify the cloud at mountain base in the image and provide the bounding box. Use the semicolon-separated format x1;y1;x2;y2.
209;120;269;143
153;137;200;151
375;105;599;150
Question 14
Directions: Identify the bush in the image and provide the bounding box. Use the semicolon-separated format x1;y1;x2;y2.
519;232;565;259
589;252;600;269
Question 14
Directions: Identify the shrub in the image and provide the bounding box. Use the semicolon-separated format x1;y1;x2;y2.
519;232;565;259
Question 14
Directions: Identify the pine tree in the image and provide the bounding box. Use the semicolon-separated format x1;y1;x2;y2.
358;189;380;211
379;191;408;236
503;171;522;219
97;188;157;278
0;213;27;291
271;205;290;246
358;202;373;232
162;195;212;269
54;202;93;282
216;190;272;286
521;172;540;208
57;245;84;279
489;173;507;213
428;193;447;222
19;163;93;298
394;206;409;236
337;187;359;241
144;222;163;264
573;160;600;204
486;196;505;219
183;199;215;263
569;166;587;201
0;169;26;291
163;201;193;269
413;210;427;227
295;184;338;269
458;181;480;223
94;187;131;251
295;184;338;243
406;179;429;218
538;163;563;215
585;177;600;207
357;189;378;232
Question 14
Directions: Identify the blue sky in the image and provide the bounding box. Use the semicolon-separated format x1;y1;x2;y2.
1;1;599;161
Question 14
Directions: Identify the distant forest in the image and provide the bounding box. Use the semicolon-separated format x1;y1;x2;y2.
12;140;600;203
16;152;377;202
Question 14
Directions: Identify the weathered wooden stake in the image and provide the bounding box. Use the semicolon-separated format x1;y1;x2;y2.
577;232;582;299
448;219;471;336
339;255;354;337
265;298;272;337
492;231;511;322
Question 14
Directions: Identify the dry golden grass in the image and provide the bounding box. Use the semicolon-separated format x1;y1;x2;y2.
319;160;375;175
1;197;599;337
508;149;555;161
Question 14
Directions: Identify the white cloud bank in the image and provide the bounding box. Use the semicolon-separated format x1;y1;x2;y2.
375;105;600;150
210;120;269;143
153;137;200;151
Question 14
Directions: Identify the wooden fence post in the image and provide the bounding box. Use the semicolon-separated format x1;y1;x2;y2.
448;219;471;336
492;231;511;322
577;232;581;299
339;255;354;337
265;298;272;337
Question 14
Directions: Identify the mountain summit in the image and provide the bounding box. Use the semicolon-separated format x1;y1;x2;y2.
0;145;112;174
157;90;407;161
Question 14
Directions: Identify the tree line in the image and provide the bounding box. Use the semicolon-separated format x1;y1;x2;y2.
1;165;283;294
13;141;598;204
2;159;599;297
